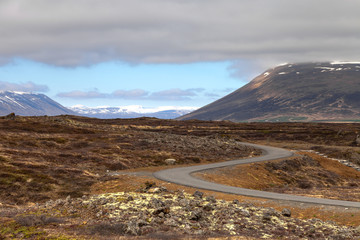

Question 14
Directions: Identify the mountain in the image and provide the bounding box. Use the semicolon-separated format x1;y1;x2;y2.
69;105;198;119
0;91;75;116
179;62;360;122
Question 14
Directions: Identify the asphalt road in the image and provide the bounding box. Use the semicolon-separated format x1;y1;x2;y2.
153;142;360;208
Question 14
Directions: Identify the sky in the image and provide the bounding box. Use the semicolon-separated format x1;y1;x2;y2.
1;0;360;108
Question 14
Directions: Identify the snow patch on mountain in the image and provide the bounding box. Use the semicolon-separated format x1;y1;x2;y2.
69;105;198;119
0;91;75;116
330;61;360;65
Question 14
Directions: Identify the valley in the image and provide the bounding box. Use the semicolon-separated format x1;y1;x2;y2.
1;115;360;239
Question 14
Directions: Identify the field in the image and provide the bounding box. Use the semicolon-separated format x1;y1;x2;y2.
0;115;360;239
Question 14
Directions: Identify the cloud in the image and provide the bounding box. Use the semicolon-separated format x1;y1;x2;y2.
228;60;267;81
149;88;198;101
57;90;107;99
0;81;49;92
205;93;220;98
57;88;202;101
1;0;360;67
112;89;149;99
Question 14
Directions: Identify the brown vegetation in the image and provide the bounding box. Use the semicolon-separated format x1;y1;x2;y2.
0;115;257;205
1;115;360;239
196;152;360;202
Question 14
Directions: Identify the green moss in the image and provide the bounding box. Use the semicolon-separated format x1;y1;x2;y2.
0;172;27;185
117;196;128;202
46;236;79;240
0;222;46;239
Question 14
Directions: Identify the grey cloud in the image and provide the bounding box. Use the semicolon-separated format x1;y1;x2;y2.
1;0;360;66
57;89;147;99
0;81;49;92
205;93;220;98
228;60;267;81
57;90;107;99
57;88;200;101
112;89;149;99
149;88;198;101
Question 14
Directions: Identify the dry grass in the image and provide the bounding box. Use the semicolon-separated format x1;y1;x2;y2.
195;152;360;201
1;115;360;230
91;167;360;227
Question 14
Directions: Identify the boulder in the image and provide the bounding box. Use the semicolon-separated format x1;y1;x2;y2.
281;208;292;217
164;158;176;165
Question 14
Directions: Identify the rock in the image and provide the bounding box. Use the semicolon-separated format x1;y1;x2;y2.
137;219;148;227
203;203;214;211
206;195;216;203
232;199;240;205
96;197;109;205
54;199;65;207
153;206;170;216
264;208;280;217
239;209;251;218
149;198;165;208
178;198;190;207
164;218;178;227
88;202;96;209
126;220;140;235
262;213;272;222
193;191;204;199
164;158;176;165
148;187;162;194
148;186;168;193
45;200;54;208
356;135;360;145
96;210;103;218
5;113;16;120
190;200;201;207
189;209;203;221
281;208;291;217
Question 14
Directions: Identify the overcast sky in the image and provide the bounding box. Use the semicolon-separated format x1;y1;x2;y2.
1;0;360;108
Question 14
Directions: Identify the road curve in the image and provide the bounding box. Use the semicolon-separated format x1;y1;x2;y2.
153;142;360;208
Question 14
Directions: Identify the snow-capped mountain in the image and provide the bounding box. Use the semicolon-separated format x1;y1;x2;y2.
0;91;75;116
179;61;360;122
69;105;198;119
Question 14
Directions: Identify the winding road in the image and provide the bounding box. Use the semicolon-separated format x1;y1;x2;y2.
154;142;360;208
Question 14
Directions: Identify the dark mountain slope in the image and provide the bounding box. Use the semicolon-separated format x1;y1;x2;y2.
0;91;75;116
179;62;360;122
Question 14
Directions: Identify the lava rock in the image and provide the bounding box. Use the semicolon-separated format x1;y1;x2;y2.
281;208;292;217
193;191;204;199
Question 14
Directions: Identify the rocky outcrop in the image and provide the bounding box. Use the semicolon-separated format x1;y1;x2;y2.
23;187;360;239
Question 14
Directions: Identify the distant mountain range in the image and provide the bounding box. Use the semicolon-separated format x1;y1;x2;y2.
0;91;196;119
179;62;360;122
69;105;197;119
0;91;75;116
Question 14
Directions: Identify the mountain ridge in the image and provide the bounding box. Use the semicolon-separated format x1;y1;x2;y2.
178;62;360;122
69;105;197;119
0;91;75;116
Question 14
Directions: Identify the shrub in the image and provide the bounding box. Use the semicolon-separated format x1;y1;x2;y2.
15;215;64;227
297;180;313;189
89;223;127;235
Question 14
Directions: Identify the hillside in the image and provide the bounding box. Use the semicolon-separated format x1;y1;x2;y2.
0;91;75;116
179;62;360;122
